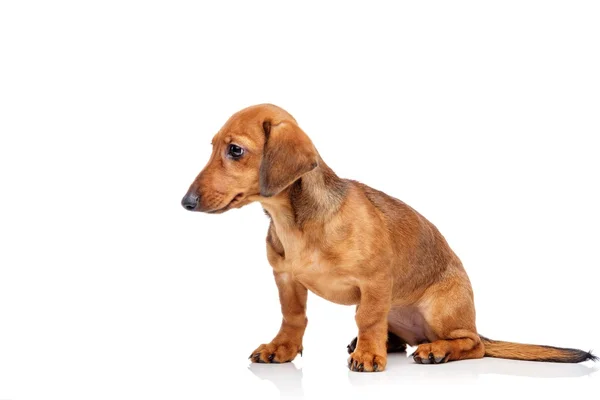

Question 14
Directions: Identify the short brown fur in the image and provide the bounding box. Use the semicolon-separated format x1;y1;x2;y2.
182;104;596;372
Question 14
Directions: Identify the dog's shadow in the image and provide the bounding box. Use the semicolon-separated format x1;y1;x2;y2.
248;354;598;397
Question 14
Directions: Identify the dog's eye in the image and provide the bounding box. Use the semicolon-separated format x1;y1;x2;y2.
227;144;245;159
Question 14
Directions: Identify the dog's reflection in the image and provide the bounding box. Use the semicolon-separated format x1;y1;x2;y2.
248;354;598;396
348;352;599;386
248;362;304;399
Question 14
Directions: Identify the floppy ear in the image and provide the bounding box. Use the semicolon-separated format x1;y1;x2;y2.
260;120;318;197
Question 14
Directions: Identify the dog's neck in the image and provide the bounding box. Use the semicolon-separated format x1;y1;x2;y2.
261;158;347;229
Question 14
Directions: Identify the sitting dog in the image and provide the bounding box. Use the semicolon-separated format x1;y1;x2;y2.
181;104;595;372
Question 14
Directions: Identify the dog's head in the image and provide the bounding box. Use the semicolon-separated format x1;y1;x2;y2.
181;104;318;213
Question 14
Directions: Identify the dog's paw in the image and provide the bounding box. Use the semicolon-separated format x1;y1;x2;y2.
249;342;302;363
412;342;450;364
387;332;408;353
347;337;358;354
348;350;386;372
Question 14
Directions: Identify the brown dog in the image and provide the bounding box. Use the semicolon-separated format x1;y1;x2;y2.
181;104;596;372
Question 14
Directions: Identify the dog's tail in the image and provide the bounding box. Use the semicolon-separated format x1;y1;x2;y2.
480;335;597;363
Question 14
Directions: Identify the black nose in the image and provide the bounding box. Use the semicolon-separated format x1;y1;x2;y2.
181;193;199;211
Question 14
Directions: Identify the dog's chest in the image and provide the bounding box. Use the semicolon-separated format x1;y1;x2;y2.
276;233;359;306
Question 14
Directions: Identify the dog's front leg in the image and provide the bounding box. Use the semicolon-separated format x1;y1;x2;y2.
249;271;307;363
348;286;390;372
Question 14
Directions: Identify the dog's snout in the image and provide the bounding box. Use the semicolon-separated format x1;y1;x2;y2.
181;193;199;211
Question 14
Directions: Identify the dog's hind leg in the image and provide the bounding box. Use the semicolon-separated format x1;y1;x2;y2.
411;278;485;364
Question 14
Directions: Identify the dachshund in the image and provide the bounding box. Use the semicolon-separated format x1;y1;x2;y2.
181;103;596;372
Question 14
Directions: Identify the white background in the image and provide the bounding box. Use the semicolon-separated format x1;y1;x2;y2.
1;1;599;399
